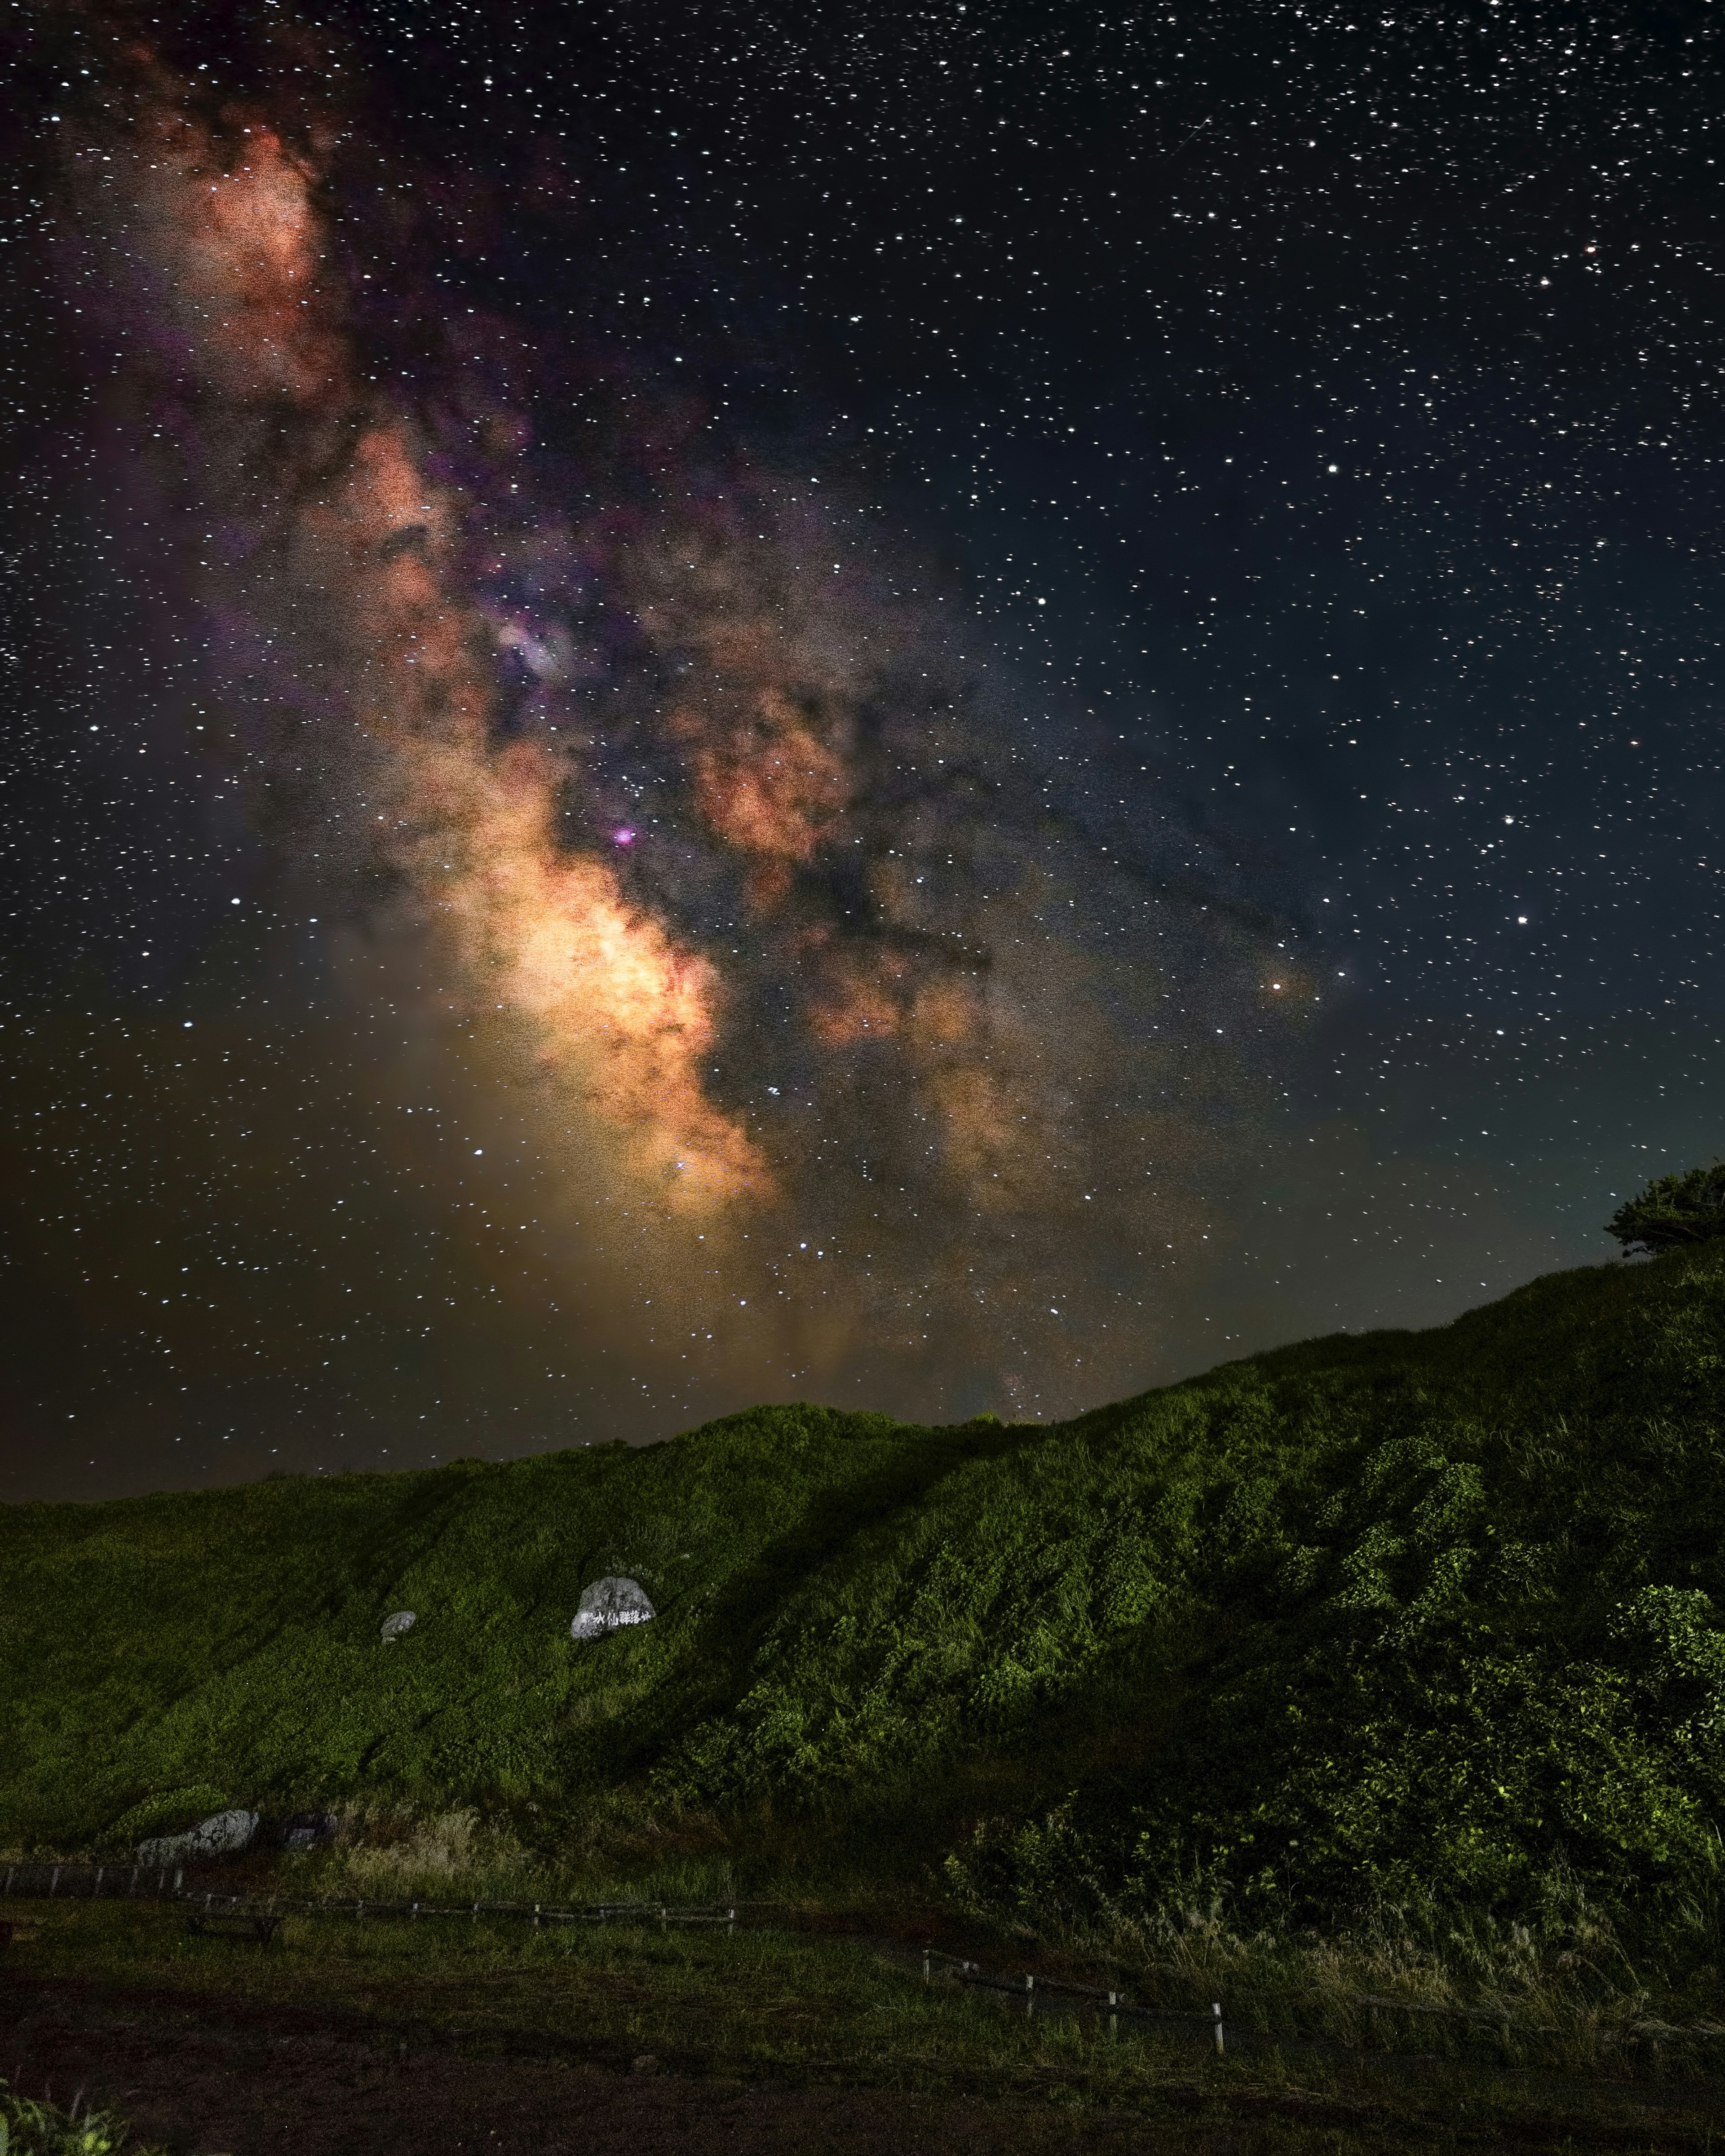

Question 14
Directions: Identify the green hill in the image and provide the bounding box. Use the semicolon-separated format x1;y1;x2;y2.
5;1246;1725;1933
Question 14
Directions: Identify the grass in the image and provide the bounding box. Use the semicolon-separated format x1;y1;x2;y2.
0;2079;168;2156
0;1401;1012;1852
5;1890;1725;2153
164;1820;1725;2081
5;1244;1725;2027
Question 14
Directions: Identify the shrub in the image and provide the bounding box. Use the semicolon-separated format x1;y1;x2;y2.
0;2082;167;2156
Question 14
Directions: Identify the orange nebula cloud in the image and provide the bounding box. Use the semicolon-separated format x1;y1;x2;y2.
104;80;766;1213
681;687;849;874
411;737;768;1205
125;93;344;404
624;518;874;919
805;949;977;1051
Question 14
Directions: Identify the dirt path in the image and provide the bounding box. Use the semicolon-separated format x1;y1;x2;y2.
2;1972;1273;2154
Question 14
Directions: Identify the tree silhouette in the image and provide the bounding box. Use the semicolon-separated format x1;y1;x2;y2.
1605;1161;1725;1255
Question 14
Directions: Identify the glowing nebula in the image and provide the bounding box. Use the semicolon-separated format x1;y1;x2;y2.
44;18;1313;1422
81;80;768;1213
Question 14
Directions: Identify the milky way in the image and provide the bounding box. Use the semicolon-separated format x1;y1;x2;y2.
14;0;1714;1501
0;4;1316;1489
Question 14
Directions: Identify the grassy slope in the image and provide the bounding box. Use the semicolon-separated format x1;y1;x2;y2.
0;1404;1013;1846
4;1248;1725;1924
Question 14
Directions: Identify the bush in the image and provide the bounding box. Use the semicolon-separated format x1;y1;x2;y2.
0;2082;167;2156
1606;1161;1725;1253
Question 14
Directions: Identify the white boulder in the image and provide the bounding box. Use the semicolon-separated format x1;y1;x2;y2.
571;1576;655;1640
380;1610;416;1642
138;1807;259;1866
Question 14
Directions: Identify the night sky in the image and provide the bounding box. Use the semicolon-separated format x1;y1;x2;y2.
4;0;1721;1502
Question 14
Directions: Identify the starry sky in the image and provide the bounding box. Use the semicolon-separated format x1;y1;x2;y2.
4;0;1721;1502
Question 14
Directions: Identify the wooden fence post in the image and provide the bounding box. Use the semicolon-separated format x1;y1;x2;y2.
1212;2002;1225;2055
1025;1972;1035;2017
1107;1990;1118;2036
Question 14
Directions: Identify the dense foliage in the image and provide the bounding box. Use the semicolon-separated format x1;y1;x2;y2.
1606;1160;1725;1253
4;1247;1725;1934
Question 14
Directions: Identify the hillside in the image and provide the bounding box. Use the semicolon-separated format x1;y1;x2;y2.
5;1246;1725;1929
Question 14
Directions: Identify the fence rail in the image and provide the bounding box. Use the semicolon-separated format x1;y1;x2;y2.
923;1947;1227;2048
3;1862;188;1901
916;1947;1725;2053
6;1863;1725;2057
0;1863;742;1932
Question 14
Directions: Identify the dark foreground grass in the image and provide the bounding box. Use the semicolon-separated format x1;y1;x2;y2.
4;1890;1725;2155
0;2076;168;2156
199;1820;1725;2081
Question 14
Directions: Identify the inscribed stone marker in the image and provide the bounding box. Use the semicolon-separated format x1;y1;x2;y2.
571;1577;655;1639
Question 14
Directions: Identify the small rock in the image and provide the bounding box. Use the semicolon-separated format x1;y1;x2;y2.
270;1810;339;1851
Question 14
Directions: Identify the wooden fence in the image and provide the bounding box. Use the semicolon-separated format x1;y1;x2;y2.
2;1861;188;1900
6;1861;1724;2059
0;1862;1234;2046
0;1861;739;1932
923;1946;1227;2048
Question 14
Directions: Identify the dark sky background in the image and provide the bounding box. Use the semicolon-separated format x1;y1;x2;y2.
4;0;1722;1502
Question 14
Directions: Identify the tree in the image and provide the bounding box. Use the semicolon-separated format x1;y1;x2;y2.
1605;1161;1725;1255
